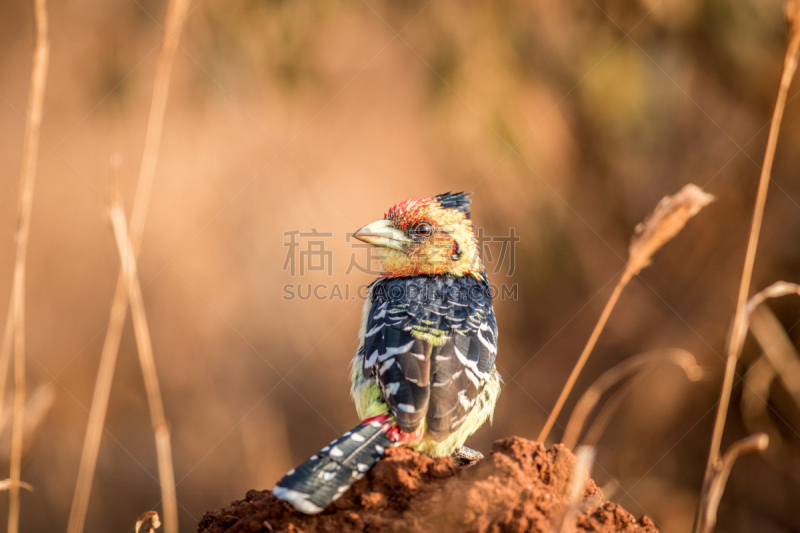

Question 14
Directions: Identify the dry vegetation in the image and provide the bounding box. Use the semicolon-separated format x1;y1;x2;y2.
2;0;800;532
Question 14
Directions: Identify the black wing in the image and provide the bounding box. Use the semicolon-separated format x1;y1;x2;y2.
362;276;497;439
362;282;431;432
427;316;496;441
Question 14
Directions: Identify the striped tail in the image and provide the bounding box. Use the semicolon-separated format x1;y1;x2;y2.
273;416;396;514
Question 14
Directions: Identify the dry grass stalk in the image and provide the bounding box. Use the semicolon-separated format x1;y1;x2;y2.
582;353;708;448
743;280;800;316
0;302;14;424
562;349;703;449
700;433;769;533
109;183;177;533
743;303;800;482
580;376;639;448
698;5;800;526
129;0;190;241
0;385;55;465
6;0;49;531
67;0;189;529
555;445;595;533
136;511;162;533
741;348;800;484
67;157;133;533
697;282;800;533
749;304;800;406
538;184;713;443
0;479;33;492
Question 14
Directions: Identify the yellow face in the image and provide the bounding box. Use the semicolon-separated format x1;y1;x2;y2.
353;196;483;278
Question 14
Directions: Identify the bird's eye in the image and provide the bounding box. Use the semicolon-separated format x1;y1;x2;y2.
414;222;433;238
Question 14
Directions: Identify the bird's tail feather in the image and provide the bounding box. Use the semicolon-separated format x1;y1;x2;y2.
273;416;396;514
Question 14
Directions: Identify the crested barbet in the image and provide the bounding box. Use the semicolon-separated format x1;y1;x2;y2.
273;192;501;514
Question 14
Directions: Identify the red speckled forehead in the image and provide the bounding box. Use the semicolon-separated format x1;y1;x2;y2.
386;197;436;228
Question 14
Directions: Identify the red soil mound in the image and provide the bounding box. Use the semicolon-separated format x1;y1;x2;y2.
197;437;658;533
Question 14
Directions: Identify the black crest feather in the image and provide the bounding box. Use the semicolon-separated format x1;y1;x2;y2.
434;191;472;217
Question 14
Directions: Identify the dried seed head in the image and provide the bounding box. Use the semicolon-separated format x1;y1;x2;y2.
627;184;714;277
135;511;161;533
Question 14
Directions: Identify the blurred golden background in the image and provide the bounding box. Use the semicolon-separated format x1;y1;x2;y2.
1;0;800;531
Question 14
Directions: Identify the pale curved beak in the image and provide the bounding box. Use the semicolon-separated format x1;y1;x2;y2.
353;220;410;252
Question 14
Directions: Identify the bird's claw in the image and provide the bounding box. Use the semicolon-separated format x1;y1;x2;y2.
452;445;483;466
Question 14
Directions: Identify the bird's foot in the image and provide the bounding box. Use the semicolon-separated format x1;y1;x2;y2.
452;445;483;466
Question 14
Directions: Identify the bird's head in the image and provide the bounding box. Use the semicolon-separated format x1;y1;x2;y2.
353;192;483;278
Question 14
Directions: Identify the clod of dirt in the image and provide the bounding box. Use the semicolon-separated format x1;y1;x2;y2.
197;437;658;533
